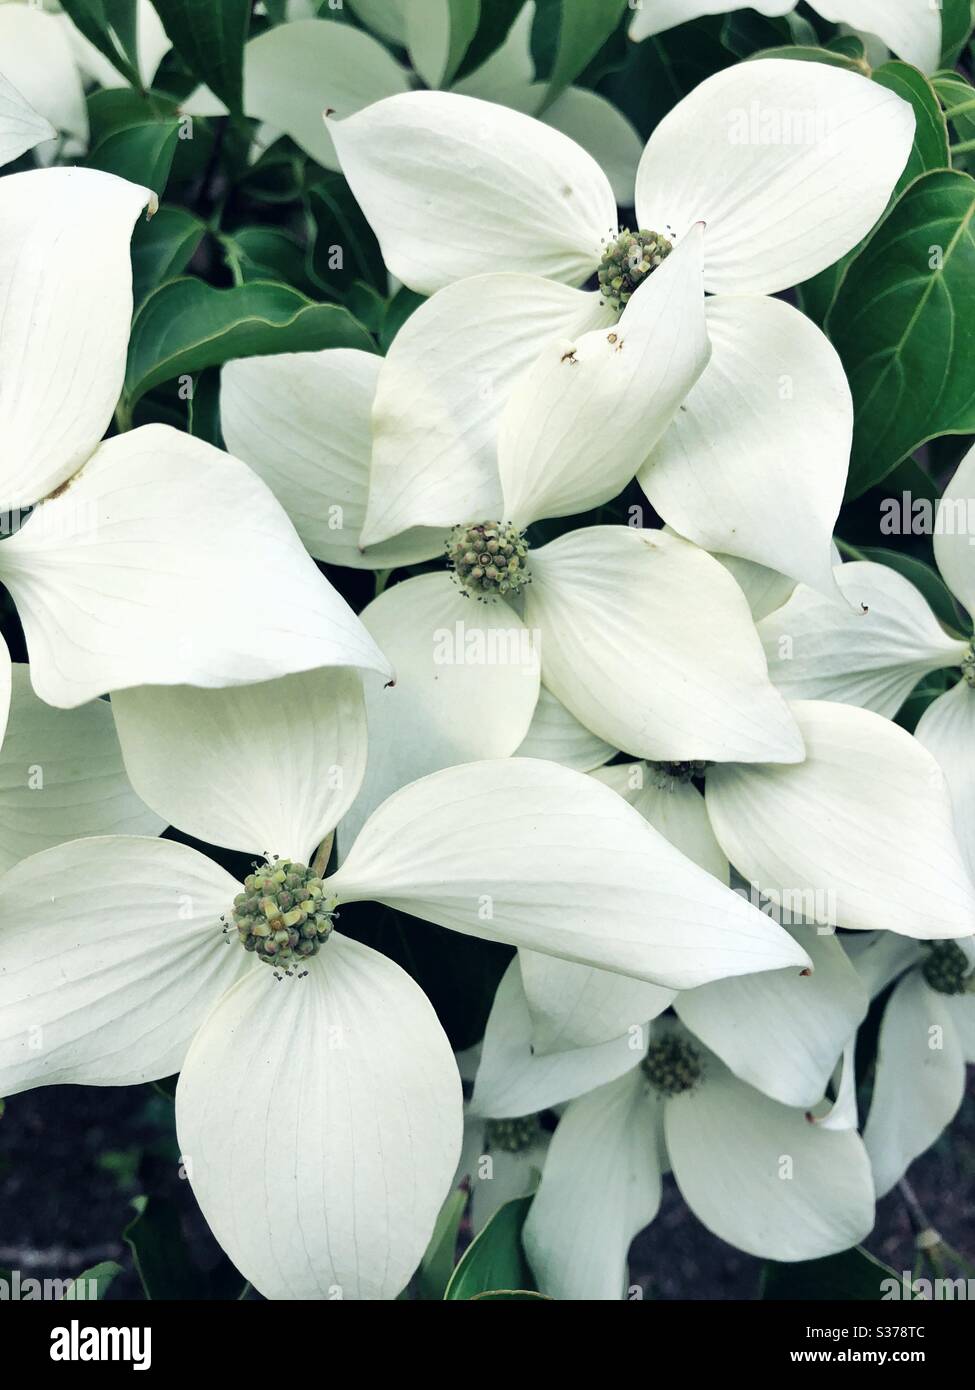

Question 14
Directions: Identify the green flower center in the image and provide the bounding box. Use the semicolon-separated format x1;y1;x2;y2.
647;759;711;787
598;228;673;312
447;521;531;601
961;641;975;688
921;940;972;996
485;1115;540;1154
224;858;336;978
641;1035;704;1097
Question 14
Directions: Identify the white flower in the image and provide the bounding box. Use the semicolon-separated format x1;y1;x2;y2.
846;932;974;1197
0;67;55;165
220;339;810;816
0;667;812;1298
754;443;975;889
471;957;873;1298
328;60;913;587
0;163;389;711
630;0;943;75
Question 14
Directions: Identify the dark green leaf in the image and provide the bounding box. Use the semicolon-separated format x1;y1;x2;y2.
307;173;386;296
124;1196;207;1300
86;118;181;196
760;1246;900;1301
416;1190;467;1301
152;0;251;116
61;0;142;89
720;11;794;59
62;1261;122;1301
131;205;206;307
123;277;375;409
187;367;224;448
380;287;426;352
599;18;732;142
544;0;628;104
225;227;317;296
87;87;179;146
430;0;481;87
444;1196;536;1299
828;169;975;497
940;0;974;66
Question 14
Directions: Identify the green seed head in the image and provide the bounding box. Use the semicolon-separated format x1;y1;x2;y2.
225;858;336;977
485;1115;540;1154
961;641;975;688
641;1034;704;1097
447;521;531;601
921;940;972;996
647;760;711;787
598;228;673;312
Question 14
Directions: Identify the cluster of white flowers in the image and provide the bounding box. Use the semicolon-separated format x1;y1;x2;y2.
0;0;971;1303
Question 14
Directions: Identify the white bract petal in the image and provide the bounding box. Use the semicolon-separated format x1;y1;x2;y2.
523;1068;662;1301
759;561;968;718
518;949;675;1055
593;762;729;882
635;59;914;295
934;442;975;621
362;275;611;546
0;425;391;708
469;1138;549;1235
0;836;247;1096
640;296;850;593
666;1060;875;1260
176;933;461;1301
706;700;975;938
0;71;56;168
711;551;796;623
0;167;152;510
630;1;792;42
514;685;616;772
338;573;539;854
675;925;868;1107
470;960;644;1116
111;668;367;863
0;665;164;872
0;4;87;150
328;758;810;989
814;1;942;73
499;227;709;527
525;527;804;762
329;91;617;294
221;350;444;568
916;679;975;885
864;970;967;1196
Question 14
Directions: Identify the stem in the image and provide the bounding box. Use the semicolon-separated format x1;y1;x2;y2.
950;136;975;155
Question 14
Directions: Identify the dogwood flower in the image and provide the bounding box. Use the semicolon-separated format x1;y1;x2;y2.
0;68;54;165
0;667;813;1298
512;713;975;1055
471;955;873;1298
845;932;974;1198
629;0;943;74
329;61;913;587
0;163;389;709
756;444;975;886
221;333;812;838
184;4;643;201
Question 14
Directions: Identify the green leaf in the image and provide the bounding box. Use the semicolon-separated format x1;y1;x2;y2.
87;87;179;146
62;1261;122;1301
933;71;975;147
86;119;181;197
225;227;316;296
124;1195;206;1300
307;173;386;297
940;0;974;67
152;0;251;116
380;287;426;352
123;278;375;409
130;206;206;309
470;1289;553;1300
439;0;481;88
760;1246;900;1300
896;669;952;733
827;169;975;497
544;0;628;104
61;0;142;89
799;64;949;325
444;1196;536;1300
599;17;733;142
416;1189;467;1301
454;0;524;81
187;366;224;449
